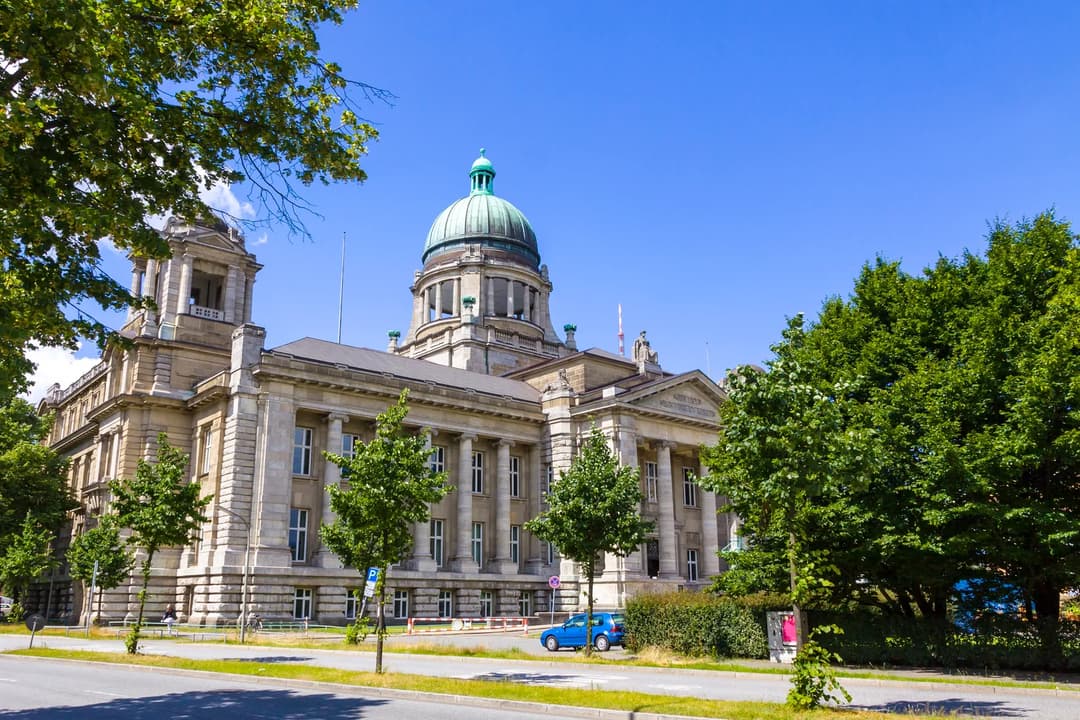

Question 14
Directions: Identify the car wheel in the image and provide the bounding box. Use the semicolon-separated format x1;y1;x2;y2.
594;634;611;652
545;635;560;652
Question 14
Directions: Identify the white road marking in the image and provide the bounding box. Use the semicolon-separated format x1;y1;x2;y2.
88;690;127;698
0;678;15;682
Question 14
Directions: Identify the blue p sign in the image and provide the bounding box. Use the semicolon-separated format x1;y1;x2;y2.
367;567;380;583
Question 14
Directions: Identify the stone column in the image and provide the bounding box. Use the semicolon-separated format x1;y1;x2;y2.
233;270;247;324
453;433;477;571
525;444;543;574
224;266;238;324
494;439;514;573
656;441;678;577
143;259;158;328
243;272;254;324
176;253;193;316
434;281;443;320
317;413;348;568
452;279;460;317
700;459;721;578
506;279;515;317
487;276;495;316
523;286;531;322
412;431;437;572
127;267;142;322
251;392;296;568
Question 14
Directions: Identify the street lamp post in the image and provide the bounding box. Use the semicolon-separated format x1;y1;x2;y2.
217;506;251;643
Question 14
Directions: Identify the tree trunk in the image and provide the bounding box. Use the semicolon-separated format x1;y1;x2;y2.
584;561;594;658
1033;579;1063;668
374;569;387;673
129;554;153;654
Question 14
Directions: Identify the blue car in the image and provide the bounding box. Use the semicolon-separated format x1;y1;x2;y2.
540;612;625;652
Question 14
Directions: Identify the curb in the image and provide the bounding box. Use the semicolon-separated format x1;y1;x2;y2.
8;653;717;720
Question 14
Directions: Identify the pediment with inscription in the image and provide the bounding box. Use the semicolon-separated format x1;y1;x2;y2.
630;383;721;422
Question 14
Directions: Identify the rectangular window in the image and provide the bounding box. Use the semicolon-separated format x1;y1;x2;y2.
429;445;445;474
683;467;698;507
200;426;213;475
437;590;453;618
509;455;520;497
479;590;493;617
518;590;531;617
645;462;658;502
293;587;312;619
510;525;520;565
289;508;308;562
471;451;484;493
544;541;555;566
292;427;313;475
342;433;360;459
393;590;409;619
430;519;444;567
345;589;359;619
687;548;699;582
471;522;483;568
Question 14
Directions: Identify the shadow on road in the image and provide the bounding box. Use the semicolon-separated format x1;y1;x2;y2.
852;698;1029;717
469;671;591;686
224;655;314;664
0;688;386;719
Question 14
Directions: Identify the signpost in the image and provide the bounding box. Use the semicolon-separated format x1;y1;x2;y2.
359;566;380;619
26;614;45;649
548;575;560;627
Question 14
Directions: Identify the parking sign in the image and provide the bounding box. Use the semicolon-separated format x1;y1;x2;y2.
364;566;380;597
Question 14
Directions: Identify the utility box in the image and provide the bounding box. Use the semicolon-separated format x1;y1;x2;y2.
766;611;798;663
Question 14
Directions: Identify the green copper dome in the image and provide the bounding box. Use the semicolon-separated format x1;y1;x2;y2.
423;150;539;267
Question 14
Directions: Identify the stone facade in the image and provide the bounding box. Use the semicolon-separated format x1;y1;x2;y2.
36;156;738;627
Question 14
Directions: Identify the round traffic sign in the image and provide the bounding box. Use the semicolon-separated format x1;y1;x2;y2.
548;575;560;589
25;614;46;632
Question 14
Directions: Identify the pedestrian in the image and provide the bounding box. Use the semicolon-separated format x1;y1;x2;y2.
162;604;178;636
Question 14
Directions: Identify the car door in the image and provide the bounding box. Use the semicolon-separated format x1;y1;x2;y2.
562;614;587;646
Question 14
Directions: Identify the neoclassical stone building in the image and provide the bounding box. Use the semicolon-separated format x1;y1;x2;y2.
40;152;736;625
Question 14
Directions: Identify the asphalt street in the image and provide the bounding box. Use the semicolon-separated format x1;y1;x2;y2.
0;633;1077;718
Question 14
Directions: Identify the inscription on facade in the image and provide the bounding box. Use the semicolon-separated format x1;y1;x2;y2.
643;392;717;420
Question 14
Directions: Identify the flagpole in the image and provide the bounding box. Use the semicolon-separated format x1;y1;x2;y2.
337;232;346;344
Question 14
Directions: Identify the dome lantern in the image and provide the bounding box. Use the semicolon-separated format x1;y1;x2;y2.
469;148;495;195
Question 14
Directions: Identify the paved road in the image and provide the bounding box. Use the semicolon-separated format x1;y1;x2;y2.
0;655;595;719
2;634;1078;718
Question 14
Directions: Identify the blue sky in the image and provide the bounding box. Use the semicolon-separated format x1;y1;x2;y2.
41;1;1080;396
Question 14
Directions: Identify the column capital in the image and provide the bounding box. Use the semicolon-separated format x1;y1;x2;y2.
458;432;478;442
655;440;676;451
324;413;350;425
497;438;515;448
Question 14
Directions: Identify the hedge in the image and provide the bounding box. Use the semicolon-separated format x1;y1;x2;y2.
624;592;770;659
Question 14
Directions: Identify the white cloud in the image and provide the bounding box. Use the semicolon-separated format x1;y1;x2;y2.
251;233;269;247
200;178;255;221
22;345;101;405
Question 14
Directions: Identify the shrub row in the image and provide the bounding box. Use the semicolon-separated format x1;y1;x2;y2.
624;591;769;659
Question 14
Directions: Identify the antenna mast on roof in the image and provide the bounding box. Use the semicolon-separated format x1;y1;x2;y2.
337;232;346;344
618;304;624;356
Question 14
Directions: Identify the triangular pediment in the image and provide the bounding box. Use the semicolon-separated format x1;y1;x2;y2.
593;370;724;423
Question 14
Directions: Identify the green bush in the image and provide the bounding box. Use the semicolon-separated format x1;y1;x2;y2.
624;592;768;659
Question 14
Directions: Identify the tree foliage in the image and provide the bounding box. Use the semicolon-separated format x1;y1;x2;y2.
67;516;133;621
705;212;1080;635
0;0;386;397
525;427;652;656
0;512;57;606
110;433;209;653
0;398;75;553
322;390;451;672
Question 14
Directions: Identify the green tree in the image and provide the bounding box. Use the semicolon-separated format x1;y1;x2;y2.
110;433;210;654
0;399;76;553
0;0;386;398
525;427;652;657
322;390;451;673
67;516;133;623
0;512;57;612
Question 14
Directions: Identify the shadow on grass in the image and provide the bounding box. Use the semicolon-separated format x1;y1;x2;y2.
0;688;385;719
852;697;1029;717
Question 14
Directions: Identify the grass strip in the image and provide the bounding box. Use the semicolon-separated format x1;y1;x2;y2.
9;647;951;720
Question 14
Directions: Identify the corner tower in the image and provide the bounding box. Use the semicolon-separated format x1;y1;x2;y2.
395;151;566;374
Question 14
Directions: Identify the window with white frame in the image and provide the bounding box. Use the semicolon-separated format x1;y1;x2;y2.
289;508;308;562
510;525;520;565
687;549;699;582
437;590;453;618
430;519;444;567
292;427;313;475
545;464;554;495
471;522;483;567
682;467;698;507
429;445;445;474
345;589;359;619
342;433;360;458
471;451;484;493
509;455;520;497
479;590;493;617
544;541;555;566
200;426;213;475
293;587;312;619
645;461;658;502
518;590;531;617
393;590;409;619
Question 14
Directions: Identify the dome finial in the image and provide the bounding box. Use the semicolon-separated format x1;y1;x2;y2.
470;148;495;195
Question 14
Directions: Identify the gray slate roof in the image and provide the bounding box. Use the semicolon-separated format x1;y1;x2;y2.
268;337;541;403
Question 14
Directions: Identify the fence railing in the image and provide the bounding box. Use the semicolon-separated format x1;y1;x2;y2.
406;616;529;635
